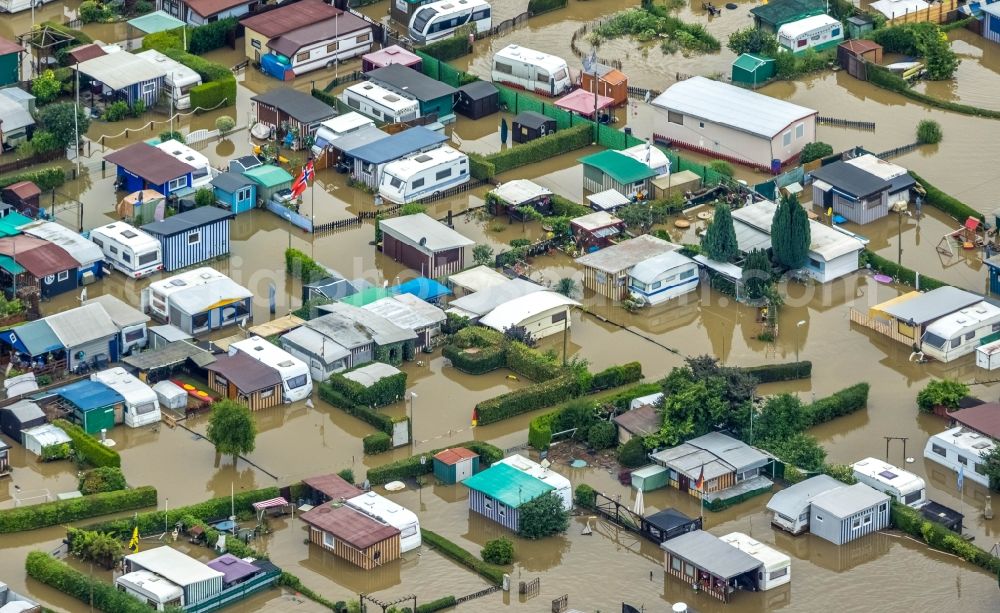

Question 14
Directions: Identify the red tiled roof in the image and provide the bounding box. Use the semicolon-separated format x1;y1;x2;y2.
302;473;364;501
186;0;252;18
950;403;1000;440
240;0;342;38
300;504;399;550
433;447;478;465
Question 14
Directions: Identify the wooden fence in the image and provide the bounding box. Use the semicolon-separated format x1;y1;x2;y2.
875;142;921;160
886;0;957;25
0;149;63;176
849;308;915;346
627;85;662;100
817;116;876;131
313;217;362;234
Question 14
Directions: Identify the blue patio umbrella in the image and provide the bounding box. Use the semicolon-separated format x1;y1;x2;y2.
500;118;508;144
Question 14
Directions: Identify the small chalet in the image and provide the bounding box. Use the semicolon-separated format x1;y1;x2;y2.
838;40;883;80
21;220;104;284
0;437;8;475
614;402;661;444
141;206;234;272
809;483;890;545
984;3;1000;45
206;351;283;411
447;266;510;296
731;54;776;88
650;432;772;502
65;43;107;65
578;150;656;198
212;172;256;215
570;211;626;252
251;88;336;150
455;80;499;119
511;111;555;143
105;143;196;197
162;0;257;26
263;12;372;80
463;462;556;532
766;474;844;535
362;45;422;72
240;0;342;63
661;530;763;603
1;181;41;218
433;447;480;484
447;278;545;320
0;235;78;299
243;165;293;206
53;379;124;434
860;286;980;345
581;63;628;107
367;64;458;120
300;503;401;569
809;159;901;225
77;52;166;108
141;267;253;335
948;403;1000;441
489;180;553;218
0;399;46;445
362;293;446;351
379;212;473;277
344;126;447;190
575;234;678;300
46;302;121;371
0;36;23;87
0;88;35;149
641;507;701;544
479;291;579;340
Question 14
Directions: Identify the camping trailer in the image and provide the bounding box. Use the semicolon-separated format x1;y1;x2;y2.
378;145;469;204
920;301;1000;363
311;112;376;157
777;14;844;54
408;0;492;44
91;367;161;428
88;222;163;278
229;336;312;403
346;491;422;552
851;457;926;507
341;81;420;123
491;44;571;97
136;50;201;110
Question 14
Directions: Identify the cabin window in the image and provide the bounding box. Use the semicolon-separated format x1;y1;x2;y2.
851;517;861;529
436;168;452;180
770;567;788;580
931;444;946;457
795;123;805;139
142;82;156;95
671;557;682;572
323;532;336;548
124;329;145;343
958;455;968;466
484;498;493;511
357;33;371;43
699;121;704;128
472;8;490;20
595;272;608;285
679;269;695;280
138;251;158;266
993;323;1000;332
552;311;567;324
168;176;188;191
122;252;131;263
237;187;252;202
965;330;976;341
863;514;872;525
188;231;201;245
683;563;695;578
57;270;69;282
975;463;987;475
193;312;210;330
260;388;275;399
880;503;888;512
495;62;513;75
117;584;126;593
413;178;425;188
214;375;228;387
327;42;339;53
498;507;506;517
950;337;961;348
296;52;310;63
667;111;683;125
782;130;792;146
287;374;308;389
808;257;822;270
373;550;381;559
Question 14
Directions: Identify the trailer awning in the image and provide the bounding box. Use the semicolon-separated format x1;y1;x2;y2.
252;497;289;511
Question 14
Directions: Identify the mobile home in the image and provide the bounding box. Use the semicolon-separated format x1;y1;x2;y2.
491;44;572;97
342;81;420;124
478;291;579;341
808;483;890;545
116;570;184;610
924;426;995;488
347;491;422;552
0;0;56;13
141;268;253;335
91;367;161;428
155;140;214;190
83;294;151;356
628;251;699;306
262;12;373;78
122;547;223;609
777;14;844;55
135;50;201;110
141;206;234;272
408;0;492;44
496;454;573;511
311;112;376;158
920;301;1000;363
89;222;163;278
766;474;845;535
378;145;470;204
851;457;926;507
229;336;312;403
718;532;791;591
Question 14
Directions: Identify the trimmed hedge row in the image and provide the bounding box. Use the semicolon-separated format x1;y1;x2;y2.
443;326;561;381
417;596;458;613
891;502;1000;574
476;374;583;426
26;552;152;613
868;64;1000;121
910;171;985;224
589;361;642;391
806;382;869;427
363;432;392;455
468;154;496;181
0;167;66;192
421;33;471;61
860;249;946;291
422;529;506;585
0;486;157;533
505;340;562;382
528;411;557;450
311;88;338;108
189;17;237;55
703;482;773;512
318;382;394;434
285;248;329;283
328;366;407;409
442;343;506;374
366;441;503;485
470;124;593;180
148;45;236;110
741;361;812;384
53;419;119;468
603;382;662;411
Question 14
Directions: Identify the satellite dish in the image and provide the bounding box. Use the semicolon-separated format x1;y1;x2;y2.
419;237;427;246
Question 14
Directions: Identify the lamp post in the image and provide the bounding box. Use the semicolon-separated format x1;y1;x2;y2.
795;320;806;362
408;392;417;451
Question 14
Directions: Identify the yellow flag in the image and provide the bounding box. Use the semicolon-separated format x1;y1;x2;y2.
129;527;140;553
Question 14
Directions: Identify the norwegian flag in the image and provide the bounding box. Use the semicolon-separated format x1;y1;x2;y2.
290;159;314;199
303;158;315;182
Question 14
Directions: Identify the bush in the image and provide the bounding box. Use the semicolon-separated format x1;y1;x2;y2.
318;382;394;434
528;411;556;450
78;0;112;23
505;341;561;382
481;536;514;565
103;100;130;122
859;249;947;291
476;374;583;425
916;379;968;413
216;115;235;135
285;247;329;283
421;33;471;61
891;502;1000;574
53;419;120;468
587;421;617;449
28;131;61;154
604;382;662;411
189;18;237;55
41;442;72;461
79;467;127;495
417;596;458;613
366;441;502;485
518;492;569;538
0;167;66;192
442;343;506;374
328;366;407;409
489;124;592;176
550;194;591;218
917;119;942;145
574;483;596;508
741;361;812;384
708;160;734;177
617;437;649;468
363;432;393;455
800;141;833;164
32;70;62;104
727;26;778;56
527;0;567;14
66;527;124;568
589;362;642;391
0;486;157;533
422;529;505;585
805;383;869;426
26;552;153;613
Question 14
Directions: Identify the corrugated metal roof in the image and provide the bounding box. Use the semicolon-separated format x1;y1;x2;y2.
314;302;417;346
46;303;119;348
0;236;77;277
3;320;62;355
280;326;351;362
651;76;816;139
949;403;1000;440
578;150;657;184
56;379;124;411
749;0;825;25
732;53;774;73
652;444;733;481
21;221;103;267
169;277;252;315
349;127;447;165
810;482;889;518
391;292;448;320
446;266;510;294
251;88;336;124
104;143;194;186
731;200;864;262
299;503;400;549
367;64;458;102
78;52;166;91
212;172;255;193
448;278;544;317
570;211;622;232
302;473;363;500
613;404;660;436
810;161;891;200
23;424;71;448
462;462;555;507
333;125;390;155
363;295;445;331
0;94;34;132
142;206;234;237
878;286;981;325
575;235;676;274
479;291;579;332
687;432;770;472
765;474;844;518
186;0;252;18
378;212;473;251
126;546;223;587
434;447;479;465
240;0;342;38
4;399;45;423
660;530;762;578
585;189;630;211
491;180;552;207
512;111;551;129
84;295;151;327
206;351;281;391
123;341;214;371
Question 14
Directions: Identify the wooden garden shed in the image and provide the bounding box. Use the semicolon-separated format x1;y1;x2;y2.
433;447;480;484
838;40;883;81
581;63;628;107
206;351;282;411
512;111;556;143
300;503;401;569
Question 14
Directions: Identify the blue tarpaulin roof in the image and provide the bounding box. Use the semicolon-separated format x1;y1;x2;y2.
56;380;124;412
1;320;63;356
394;277;451;301
348;127;446;165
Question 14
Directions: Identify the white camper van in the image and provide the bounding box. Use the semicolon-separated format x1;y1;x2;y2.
311;112;376;157
341;82;420;123
229;336;312;403
491;44;572;97
136;50;201;110
921;301;1000;363
91;367;161;428
378;145;469;204
155;140;215;189
408;0;492;44
89;222;163;278
851;457;926;507
346;491;422;552
924;427;995;488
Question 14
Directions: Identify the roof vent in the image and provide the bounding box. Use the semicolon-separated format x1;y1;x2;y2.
414;154;432;163
278;360;294;367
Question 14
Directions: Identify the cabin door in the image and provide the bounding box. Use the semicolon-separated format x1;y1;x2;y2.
227;382;238;400
678;475;689;492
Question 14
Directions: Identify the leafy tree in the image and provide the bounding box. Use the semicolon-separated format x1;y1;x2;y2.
617;202;654;231
518;491;569;539
618;437;649;467
32;70;62;104
555;277;579;298
701;203;739;262
481;537;514;564
37;102;91;148
916;379;968;413
917;119;943;145
442;312;470;334
67;528;122;569
194;187;216;208
754;393;810;443
588;421;617;449
206;400;257;466
554;399;598;439
979;445;1000;490
922;35;959;80
769;432;827;471
800;141;834;164
159;130;185;144
727;26;779;56
515;205;543;228
742;248;772;300
472;244;494;267
78;466;127;494
708;160;734;177
503;325;536;347
771;193;810;269
215;115;236;135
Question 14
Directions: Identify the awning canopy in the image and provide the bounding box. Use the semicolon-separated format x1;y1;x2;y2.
127;10;186;34
555;89;614;117
252;497;290;511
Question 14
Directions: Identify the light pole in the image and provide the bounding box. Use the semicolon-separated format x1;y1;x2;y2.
795;320;806;362
408;392;417;451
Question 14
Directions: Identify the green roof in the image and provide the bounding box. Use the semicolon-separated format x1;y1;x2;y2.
244;165;294;188
339;287;394;307
733;54;774;72
0;212;31;237
749;0;825;26
578;150;657;184
127;10;186;34
0;255;24;274
462;463;554;508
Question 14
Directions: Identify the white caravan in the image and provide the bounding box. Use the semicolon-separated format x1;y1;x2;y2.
136;50;201;110
311;112;376;157
229;336;312;403
155;140;215;189
851;457;926;507
408;0;492;44
91;367;161;428
921;301;1000;363
341;81;420;123
491;44;571;97
378;145;469;204
115;570;184;610
924;427;995;488
89;222;163;278
347;491;422;553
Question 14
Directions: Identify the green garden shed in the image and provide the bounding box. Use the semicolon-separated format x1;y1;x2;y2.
750;0;826;34
631;464;671;492
731;54;776;88
433;447;480;484
0;37;23;87
55;380;124;435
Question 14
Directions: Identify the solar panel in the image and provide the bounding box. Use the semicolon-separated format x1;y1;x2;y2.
878;470;898;480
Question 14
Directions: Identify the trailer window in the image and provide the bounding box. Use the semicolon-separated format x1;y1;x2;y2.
124;329;145;343
770;567;788;580
667;111;683;125
922;332;945;349
135;402;157;415
903;491;921;505
389;176;402;188
958;455;968;465
413;178;425;188
975;462;987;475
138;251;158;266
436;168;452;180
494;61;513;75
472;8;490;20
931;444;946;457
287;374;308;389
536;69;550;82
327;42;339;53
356;33;371;43
121;252;131;263
348;96;360;109
296;52;310;63
412;8;435;32
797;39;807;48
554;68;567;81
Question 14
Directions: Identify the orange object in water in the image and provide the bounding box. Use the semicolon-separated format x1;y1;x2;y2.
197;391;208;397
963;241;975;250
183;384;195;390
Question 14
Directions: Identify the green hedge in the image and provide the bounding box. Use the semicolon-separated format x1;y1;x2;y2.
574;483;596;508
589;361;642;391
528;0;567;13
910;171;985;224
148;45;236;110
860;249;946;291
443;327;560;380
528;411;557;450
190;78;237;110
891;502;1000;574
367;441;502;485
468;154;496;181
703;482;773;512
363;432;393;455
285;247;330;283
476;374;582;425
311;88;338;108
0;487;156;533
867;64;1000;120
26;552;152;613
604;382;663;411
189;17;237;55
82;487;279;538
806;383;869;426
442;343;506;374
421;33;471;61
318;382;395;434
328;366;407;408
53;419;120;468
422;529;505;585
741;361;812;384
550;194;591;218
417;596;458;613
276;573;340;610
488;124;593;176
0;167;66;191
505;341;562;382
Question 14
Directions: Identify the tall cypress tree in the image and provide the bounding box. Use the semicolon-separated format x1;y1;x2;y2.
771;193;811;269
701;202;739;262
742;248;772;300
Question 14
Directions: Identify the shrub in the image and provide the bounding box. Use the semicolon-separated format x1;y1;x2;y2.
285;248;329;283
328;366;407;409
363;432;393;455
604;382;662;411
78;1;112;23
442;343;506;374
574;483;596;508
27;131;61;154
66;527;123;568
805;383;869;426
422;529;505;585
189;17;237;55
727;26;778;56
528;411;556;450
103;100;130;122
800;141;833;164
527;0;567;14
589;362;642;391
617;437;649;468
489;124;592;176
916;379;968;413
587;421;617;449
505;340;561;382
318;382;394;434
79;467;127;495
0;487;157;533
468;153;496;180
53;419;120;468
417;596;458;613
550;194;591;218
32;70;62;104
26;552;153;613
0;167;66;192
890;502;1000;574
741;361;812;383
917;119;943;145
216;115;235;135
859;249;947;291
421;32;471;61
481;536;514;565
475;374;583;425
518;492;569;539
707;160;734;177
366;441;502;485
40;442;72;461
159;130;185;144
